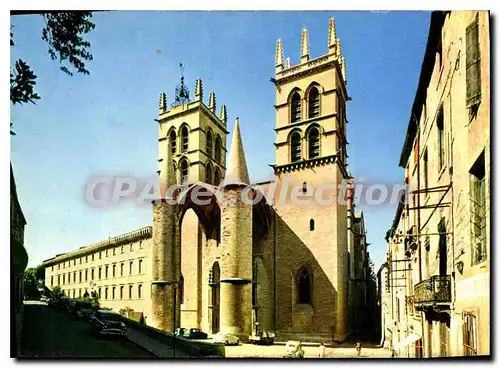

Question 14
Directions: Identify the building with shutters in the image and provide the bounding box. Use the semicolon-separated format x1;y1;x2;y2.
381;11;490;357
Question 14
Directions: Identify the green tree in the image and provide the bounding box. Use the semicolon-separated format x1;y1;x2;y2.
23;268;41;299
50;285;63;301
10;11;95;134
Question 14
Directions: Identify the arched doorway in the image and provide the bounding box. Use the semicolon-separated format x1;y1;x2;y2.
209;262;221;334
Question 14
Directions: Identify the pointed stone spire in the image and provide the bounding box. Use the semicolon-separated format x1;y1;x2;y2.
275;39;284;73
285;57;291;69
335;38;342;58
340;56;347;85
195;78;203;102
208;91;216;113
220;104;227;124
224;117;250;186
328;17;337;52
159;92;167;113
301;28;310;63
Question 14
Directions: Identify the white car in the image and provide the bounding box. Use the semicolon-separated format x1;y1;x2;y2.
213;332;240;346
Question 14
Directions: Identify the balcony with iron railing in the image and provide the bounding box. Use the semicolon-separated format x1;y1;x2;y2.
413;275;452;310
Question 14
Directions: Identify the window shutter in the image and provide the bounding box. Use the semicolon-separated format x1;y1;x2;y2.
466;17;481;108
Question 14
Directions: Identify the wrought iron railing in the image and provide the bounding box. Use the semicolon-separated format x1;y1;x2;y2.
413;275;451;305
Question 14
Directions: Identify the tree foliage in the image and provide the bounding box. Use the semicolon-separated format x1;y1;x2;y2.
10;12;95;134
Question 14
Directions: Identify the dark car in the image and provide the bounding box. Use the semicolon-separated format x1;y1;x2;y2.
175;328;186;337
249;331;275;345
90;310;127;338
73;300;95;320
183;328;208;339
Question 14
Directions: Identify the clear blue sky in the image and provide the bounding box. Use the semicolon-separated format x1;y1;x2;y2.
11;11;431;270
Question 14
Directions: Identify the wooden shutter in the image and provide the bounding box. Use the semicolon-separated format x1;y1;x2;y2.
466;17;481;108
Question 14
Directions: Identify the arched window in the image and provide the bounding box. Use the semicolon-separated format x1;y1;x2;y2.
181;126;189;152
308;127;320;159
302;182;308;194
215;135;222;163
291;132;302;162
207;131;213;158
180;159;189;185
214;168;221;186
297;266;312;304
105;287;108;300
290;92;302;123
310;219;315;231
308;87;320;118
169;130;177;154
206;163;213;184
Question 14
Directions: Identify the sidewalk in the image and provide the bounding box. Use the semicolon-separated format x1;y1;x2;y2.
126;328;189;358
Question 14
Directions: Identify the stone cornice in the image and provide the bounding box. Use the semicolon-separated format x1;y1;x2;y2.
274;113;335;133
158;102;229;135
43;227;153;267
272;155;337;174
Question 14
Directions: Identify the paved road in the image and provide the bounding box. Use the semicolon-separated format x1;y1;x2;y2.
225;343;392;358
19;301;154;358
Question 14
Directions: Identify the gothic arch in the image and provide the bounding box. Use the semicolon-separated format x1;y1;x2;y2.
214;135;222;163
206;162;213;185
178;123;190;153
288;88;303;124
295;264;313;305
305;82;322;119
288;128;302;163
167;127;177;155
177;156;190;185
206;129;214;158
305;123;322;159
214;167;222;186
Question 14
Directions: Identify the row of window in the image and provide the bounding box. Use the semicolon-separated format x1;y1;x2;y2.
169;127;223;164
61;284;144;301
290;127;320;162
53;242;144;271
290;86;320;124
51;259;144;286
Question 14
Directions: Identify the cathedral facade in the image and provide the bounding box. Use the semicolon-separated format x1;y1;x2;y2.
44;17;365;343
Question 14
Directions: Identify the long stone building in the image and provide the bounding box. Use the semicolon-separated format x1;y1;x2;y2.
43;18;373;342
380;11;490;357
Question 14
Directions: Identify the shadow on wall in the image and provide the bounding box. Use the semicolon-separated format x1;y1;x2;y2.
254;208;340;340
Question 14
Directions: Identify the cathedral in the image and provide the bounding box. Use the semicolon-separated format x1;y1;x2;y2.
44;17;370;343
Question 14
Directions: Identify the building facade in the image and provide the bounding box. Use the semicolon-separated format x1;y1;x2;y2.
44;17;372;342
380;11;490;357
11;163;28;357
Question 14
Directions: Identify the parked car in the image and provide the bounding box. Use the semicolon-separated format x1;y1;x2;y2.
183;328;208;339
73;300;95;320
90;310;127;338
57;297;71;310
249;331;275;345
213;332;240;346
283;340;305;358
174;328;186;337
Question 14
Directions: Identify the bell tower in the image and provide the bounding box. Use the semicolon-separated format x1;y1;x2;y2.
273;18;349;173
271;18;350;342
157;65;229;188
